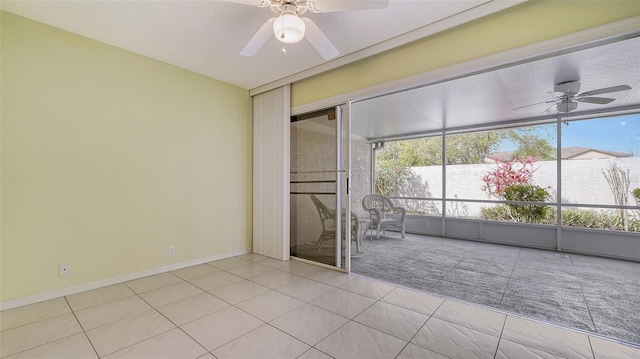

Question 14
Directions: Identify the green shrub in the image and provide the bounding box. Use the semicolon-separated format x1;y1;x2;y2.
560;208;640;232
480;205;511;222
632;188;640;205
480;207;640;232
501;184;551;223
561;208;614;230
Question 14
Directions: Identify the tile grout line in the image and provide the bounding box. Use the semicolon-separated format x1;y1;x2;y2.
267;275;400;353
80;279;195;357
492;314;509;359
208;264;351;356
63;296;101;359
204;266;312;354
398;297;451;359
306;287;396;357
0;330;87;359
432;254;468;289
125;278;211;358
126;269;255;356
572;253;599;336
217;255;413;358
496;317;587;359
0;310;71;333
65;287;138;313
497;247;522;306
0;298;93;359
586;336;597;359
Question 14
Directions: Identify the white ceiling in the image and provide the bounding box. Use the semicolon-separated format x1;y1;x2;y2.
0;0;522;90
351;35;640;140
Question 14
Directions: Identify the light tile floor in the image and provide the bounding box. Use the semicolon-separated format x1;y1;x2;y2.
1;253;639;359
349;233;640;344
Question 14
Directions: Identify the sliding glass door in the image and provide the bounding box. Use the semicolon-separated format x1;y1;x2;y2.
290;106;349;270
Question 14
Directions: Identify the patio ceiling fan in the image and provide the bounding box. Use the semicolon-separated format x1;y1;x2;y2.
223;0;389;60
514;81;632;113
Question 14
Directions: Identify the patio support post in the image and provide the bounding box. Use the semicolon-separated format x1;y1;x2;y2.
442;131;447;236
335;105;343;269
556;113;563;251
370;143;375;194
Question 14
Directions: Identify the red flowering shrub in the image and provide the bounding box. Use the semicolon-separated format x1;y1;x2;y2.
481;157;537;198
481;157;551;223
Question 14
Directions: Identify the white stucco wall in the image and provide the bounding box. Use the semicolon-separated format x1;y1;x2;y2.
398;158;640;217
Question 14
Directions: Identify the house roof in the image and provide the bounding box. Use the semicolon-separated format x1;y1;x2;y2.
559;146;632;159
488;147;633;162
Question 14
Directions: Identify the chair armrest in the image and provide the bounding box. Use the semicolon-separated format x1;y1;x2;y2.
365;208;381;222
392;206;406;221
322;219;336;232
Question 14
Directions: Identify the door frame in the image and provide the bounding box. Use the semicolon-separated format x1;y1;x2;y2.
289;104;352;273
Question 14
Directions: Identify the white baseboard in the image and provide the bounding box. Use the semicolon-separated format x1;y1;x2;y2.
0;249;250;311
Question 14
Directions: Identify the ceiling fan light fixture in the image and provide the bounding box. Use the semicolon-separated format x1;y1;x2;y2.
273;12;305;44
557;100;578;113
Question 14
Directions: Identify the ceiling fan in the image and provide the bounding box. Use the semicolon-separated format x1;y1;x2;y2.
514;81;632;113
223;0;389;60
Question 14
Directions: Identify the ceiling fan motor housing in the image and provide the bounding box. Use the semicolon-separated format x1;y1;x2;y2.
554;81;581;95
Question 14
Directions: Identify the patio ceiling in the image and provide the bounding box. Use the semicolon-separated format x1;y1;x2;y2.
351;35;640;141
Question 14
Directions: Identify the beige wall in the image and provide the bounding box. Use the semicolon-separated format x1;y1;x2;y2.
0;12;252;302
291;0;640;107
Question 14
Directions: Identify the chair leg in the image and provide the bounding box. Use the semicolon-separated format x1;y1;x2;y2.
376;223;381;240
316;231;326;251
355;234;359;253
401;223;406;238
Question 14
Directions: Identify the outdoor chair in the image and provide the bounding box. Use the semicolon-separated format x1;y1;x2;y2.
310;194;361;252
362;194;406;240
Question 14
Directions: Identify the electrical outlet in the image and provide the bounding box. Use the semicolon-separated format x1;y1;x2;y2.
168;246;176;256
59;263;71;276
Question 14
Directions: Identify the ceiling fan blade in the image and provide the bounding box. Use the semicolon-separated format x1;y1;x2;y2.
239;18;275;57
308;0;389;13
303;18;339;60
542;103;558;114
221;0;270;6
513;100;557;110
577;85;631;97
575;97;615;105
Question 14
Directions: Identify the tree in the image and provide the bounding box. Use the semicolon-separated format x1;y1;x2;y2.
373;127;555;195
375;127;553;167
445;132;506;164
374;158;410;196
508;129;556;160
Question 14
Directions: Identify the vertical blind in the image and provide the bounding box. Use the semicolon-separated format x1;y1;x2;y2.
252;85;290;260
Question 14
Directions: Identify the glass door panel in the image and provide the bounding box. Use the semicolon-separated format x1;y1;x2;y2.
290;107;346;268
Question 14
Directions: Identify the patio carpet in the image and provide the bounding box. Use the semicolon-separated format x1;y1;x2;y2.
349;232;640;346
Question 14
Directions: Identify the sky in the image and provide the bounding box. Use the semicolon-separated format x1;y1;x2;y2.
497;113;640;157
562;114;640;157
